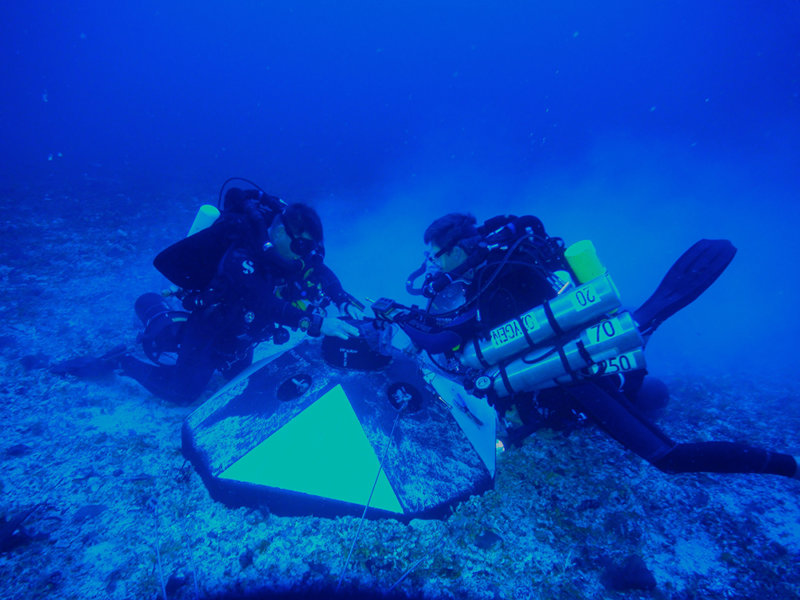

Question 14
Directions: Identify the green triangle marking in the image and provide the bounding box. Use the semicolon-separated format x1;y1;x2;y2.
220;384;403;514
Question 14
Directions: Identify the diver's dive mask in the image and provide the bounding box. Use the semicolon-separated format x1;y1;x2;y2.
406;255;441;297
280;213;322;258
406;238;483;299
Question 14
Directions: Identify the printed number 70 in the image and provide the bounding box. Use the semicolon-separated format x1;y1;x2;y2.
593;319;616;342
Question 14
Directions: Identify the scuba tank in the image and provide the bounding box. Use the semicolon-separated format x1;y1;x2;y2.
139;196;244;364
187;204;220;236
564;239;606;283
136;204;221;364
140;180;305;368
459;238;646;398
473;311;645;397
459;272;621;369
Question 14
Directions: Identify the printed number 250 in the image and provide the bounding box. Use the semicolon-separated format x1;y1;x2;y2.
601;354;633;373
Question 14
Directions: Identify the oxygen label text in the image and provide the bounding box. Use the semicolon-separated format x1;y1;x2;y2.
490;311;539;348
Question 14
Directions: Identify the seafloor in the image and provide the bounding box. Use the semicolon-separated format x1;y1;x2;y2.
2;181;799;600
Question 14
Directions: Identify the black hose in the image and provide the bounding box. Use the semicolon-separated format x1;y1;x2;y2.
217;177;271;209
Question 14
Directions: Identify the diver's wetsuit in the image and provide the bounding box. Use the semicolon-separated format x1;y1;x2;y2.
433;218;799;479
121;201;350;405
561;377;797;477
120;305;237;404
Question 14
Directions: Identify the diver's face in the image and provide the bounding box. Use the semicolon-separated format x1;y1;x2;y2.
269;220;313;261
428;243;468;273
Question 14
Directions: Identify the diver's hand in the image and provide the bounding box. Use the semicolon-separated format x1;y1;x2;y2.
320;317;359;339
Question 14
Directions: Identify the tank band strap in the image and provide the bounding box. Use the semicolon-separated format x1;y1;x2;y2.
576;339;593;367
543;301;563;337
557;344;578;382
499;366;515;396
473;338;490;369
517;316;535;349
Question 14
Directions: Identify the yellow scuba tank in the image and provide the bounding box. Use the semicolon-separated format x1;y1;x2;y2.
564;240;606;284
474;311;645;397
187;204;221;236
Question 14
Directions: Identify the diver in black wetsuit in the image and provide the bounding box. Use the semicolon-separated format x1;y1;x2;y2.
405;212;799;481
55;184;359;404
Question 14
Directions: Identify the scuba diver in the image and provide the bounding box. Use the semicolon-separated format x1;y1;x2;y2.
54;179;359;404
393;212;800;481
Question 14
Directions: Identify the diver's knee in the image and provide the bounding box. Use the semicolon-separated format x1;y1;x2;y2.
634;377;670;415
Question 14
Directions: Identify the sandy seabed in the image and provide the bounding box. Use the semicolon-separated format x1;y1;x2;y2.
1;185;799;600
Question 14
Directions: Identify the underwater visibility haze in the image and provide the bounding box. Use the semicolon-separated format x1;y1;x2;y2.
1;1;800;599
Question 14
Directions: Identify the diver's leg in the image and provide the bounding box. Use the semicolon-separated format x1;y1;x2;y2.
633;377;670;413
167;312;221;402
621;372;670;415
564;382;799;478
119;311;218;404
119;356;183;403
51;345;128;378
654;442;797;477
564;382;676;464
119;355;212;405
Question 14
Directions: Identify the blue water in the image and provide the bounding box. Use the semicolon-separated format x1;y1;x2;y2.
3;4;800;599
2;0;799;375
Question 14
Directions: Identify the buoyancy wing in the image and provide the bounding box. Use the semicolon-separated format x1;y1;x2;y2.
153;223;232;290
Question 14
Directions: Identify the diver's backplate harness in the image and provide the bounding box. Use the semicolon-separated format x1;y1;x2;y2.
139;178;349;366
379;217;646;407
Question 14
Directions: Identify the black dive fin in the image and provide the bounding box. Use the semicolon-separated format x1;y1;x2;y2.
633;239;736;337
51;345;128;379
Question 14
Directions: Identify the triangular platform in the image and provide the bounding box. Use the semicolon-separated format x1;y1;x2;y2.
220;384;402;513
182;339;494;520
